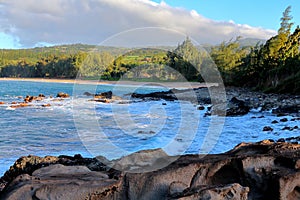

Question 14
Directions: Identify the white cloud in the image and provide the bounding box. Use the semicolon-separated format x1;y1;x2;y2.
0;0;276;48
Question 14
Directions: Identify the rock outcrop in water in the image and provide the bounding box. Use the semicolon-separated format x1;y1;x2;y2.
1;140;300;200
131;86;300;116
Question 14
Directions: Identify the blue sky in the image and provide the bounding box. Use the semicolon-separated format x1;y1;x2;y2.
151;0;300;30
0;0;299;49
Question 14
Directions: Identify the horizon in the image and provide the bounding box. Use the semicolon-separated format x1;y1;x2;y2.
0;37;266;50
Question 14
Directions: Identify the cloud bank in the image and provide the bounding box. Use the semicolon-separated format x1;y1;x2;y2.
0;0;276;47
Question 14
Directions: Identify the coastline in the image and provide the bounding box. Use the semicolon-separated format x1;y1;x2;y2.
0;77;214;89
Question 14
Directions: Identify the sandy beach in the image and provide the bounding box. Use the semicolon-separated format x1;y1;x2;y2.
0;77;214;89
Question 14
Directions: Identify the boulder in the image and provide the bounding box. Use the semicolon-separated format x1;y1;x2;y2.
1;165;120;200
272;105;300;114
83;92;94;96
131;90;177;101
95;91;113;99
41;103;51;107
263;126;273;131
56;92;70;98
197;105;205;110
226;97;250;116
280;118;288;122
24;95;44;103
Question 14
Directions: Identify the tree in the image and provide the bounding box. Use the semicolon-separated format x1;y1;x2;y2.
167;37;203;81
279;6;294;36
210;37;247;84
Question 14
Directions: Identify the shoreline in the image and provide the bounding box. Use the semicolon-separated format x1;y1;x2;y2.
0;77;213;89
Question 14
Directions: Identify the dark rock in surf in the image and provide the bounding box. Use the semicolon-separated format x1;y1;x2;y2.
95;91;113;99
56;92;70;98
131;90;177;101
280;118;288;122
272;105;300;114
83;92;94;96
263;126;273;131
226;97;250;116
197;105;205;110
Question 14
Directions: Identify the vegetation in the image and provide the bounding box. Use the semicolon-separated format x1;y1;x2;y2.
210;6;300;94
0;7;299;94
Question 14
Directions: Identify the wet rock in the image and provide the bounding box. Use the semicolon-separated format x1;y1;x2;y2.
197;105;205;110
92;99;111;103
83;92;94;96
41;104;51;107
277;113;287;117
131;90;177;101
95;91;113;99
272;105;300;114
226;97;250;116
24;95;44;103
56;92;70;98
137;130;155;134
278;138;286;142
280;118;288;122
291;117;300;121
272;120;279;124
263;126;273;132
10;103;30;109
282;126;293;131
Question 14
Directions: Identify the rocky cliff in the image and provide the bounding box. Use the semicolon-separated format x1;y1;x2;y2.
0;140;300;200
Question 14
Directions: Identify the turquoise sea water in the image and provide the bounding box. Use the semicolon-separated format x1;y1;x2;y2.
0;80;299;176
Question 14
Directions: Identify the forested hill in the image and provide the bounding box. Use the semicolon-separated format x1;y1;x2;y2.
0;39;259;80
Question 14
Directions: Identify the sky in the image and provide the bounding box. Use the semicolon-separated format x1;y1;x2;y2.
0;0;299;49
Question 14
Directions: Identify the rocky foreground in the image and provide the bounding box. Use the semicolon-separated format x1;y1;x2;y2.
0;140;300;200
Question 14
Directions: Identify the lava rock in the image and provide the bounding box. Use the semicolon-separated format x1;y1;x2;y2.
56;92;70;98
277;138;286;142
131;90;177;101
2;141;300;200
197;105;205;110
263;126;273;131
226;97;250;116
282;126;292;131
280;118;288;122
95;91;113;99
272;105;300;114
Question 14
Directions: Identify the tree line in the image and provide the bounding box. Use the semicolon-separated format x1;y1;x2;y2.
0;6;299;94
211;6;300;94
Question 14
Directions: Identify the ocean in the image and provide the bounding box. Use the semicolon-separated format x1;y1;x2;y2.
0;80;299;176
